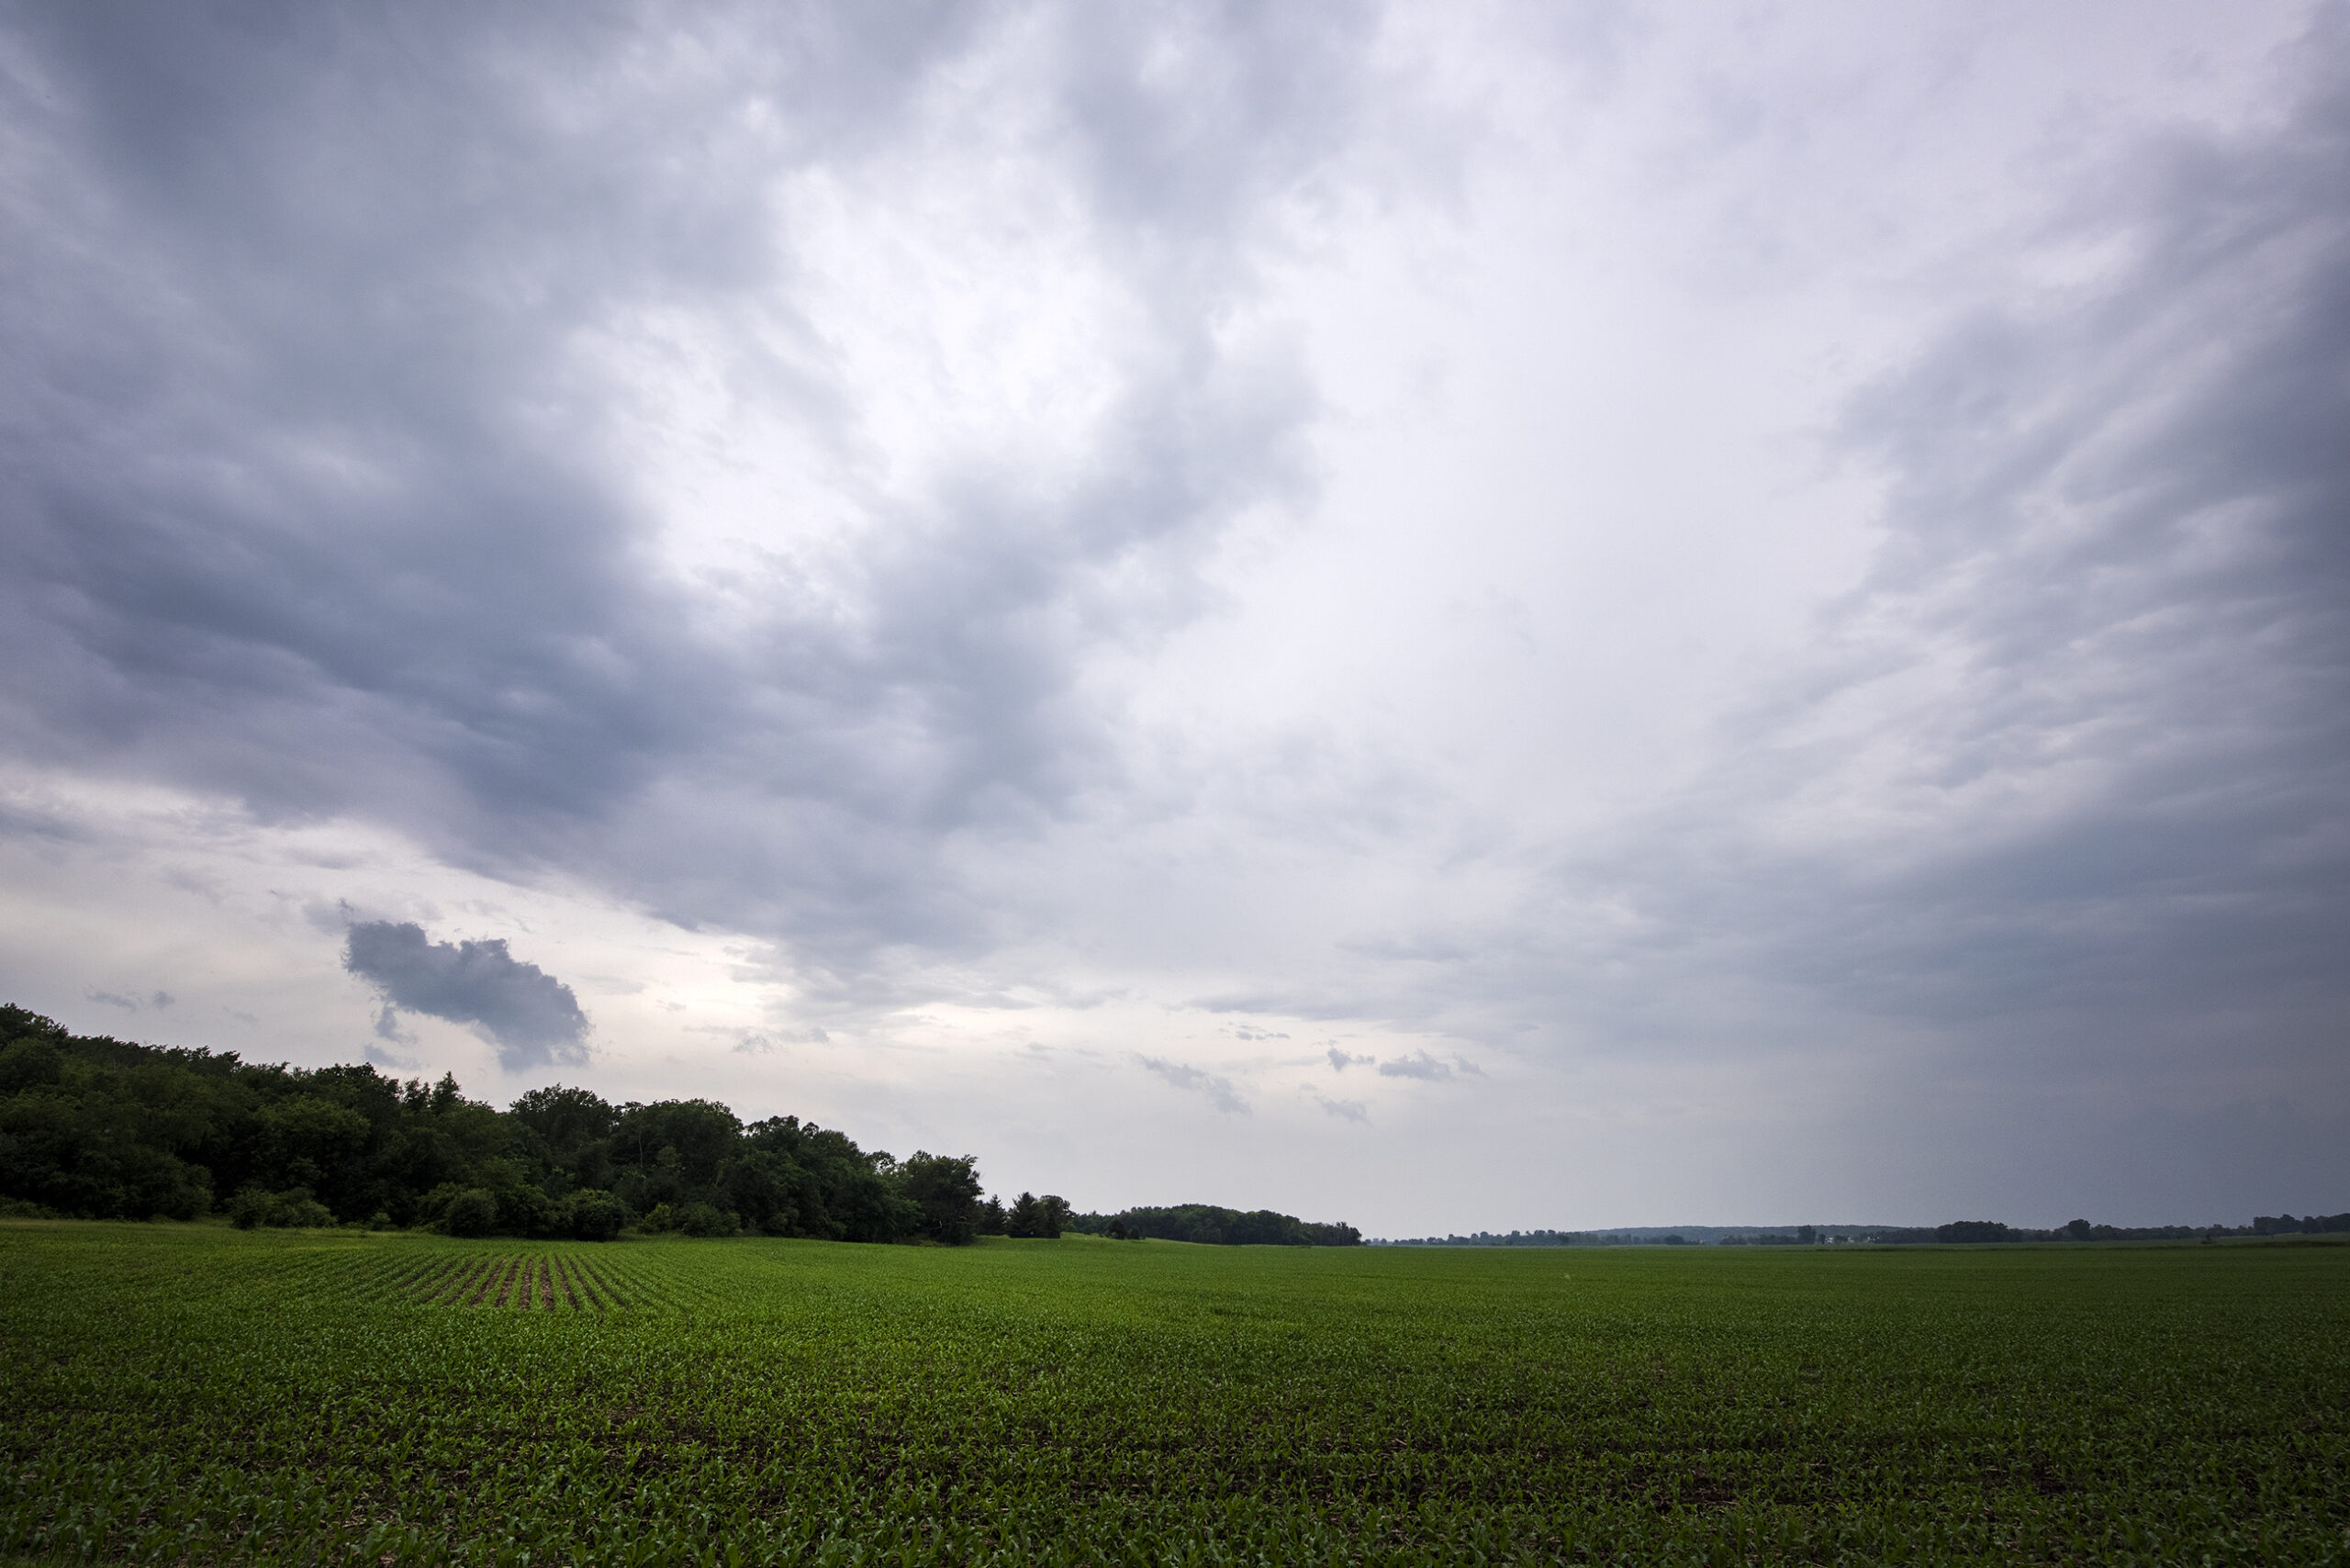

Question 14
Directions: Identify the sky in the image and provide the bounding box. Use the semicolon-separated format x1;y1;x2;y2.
2;1;2344;1234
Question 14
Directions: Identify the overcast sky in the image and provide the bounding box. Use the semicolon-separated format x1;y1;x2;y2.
3;1;2343;1233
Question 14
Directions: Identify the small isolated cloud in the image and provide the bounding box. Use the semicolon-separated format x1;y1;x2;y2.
1225;1024;1291;1042
724;1025;828;1055
342;921;588;1073
1378;1050;1453;1081
1312;1092;1369;1123
1327;1047;1371;1071
85;990;139;1011
1138;1055;1250;1115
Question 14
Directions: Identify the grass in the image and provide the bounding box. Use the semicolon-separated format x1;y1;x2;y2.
2;1220;2344;1564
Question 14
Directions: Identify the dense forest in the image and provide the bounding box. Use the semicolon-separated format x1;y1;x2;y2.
0;1005;1024;1243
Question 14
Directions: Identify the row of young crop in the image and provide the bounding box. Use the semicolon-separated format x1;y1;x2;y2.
302;1238;752;1312
386;1251;625;1310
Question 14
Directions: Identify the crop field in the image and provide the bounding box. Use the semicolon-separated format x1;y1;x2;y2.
3;1225;2345;1566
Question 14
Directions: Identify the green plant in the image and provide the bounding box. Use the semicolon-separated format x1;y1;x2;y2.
439;1189;498;1238
675;1201;738;1238
4;1225;2345;1565
566;1190;627;1242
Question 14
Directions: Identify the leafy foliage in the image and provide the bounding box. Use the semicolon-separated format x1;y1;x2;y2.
1004;1191;1071;1238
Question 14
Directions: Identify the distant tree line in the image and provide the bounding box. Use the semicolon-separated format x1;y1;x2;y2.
1382;1230;1689;1247
0;1005;1026;1243
2250;1213;2350;1236
1380;1217;2350;1247
1069;1204;1361;1247
1897;1220;2315;1244
1718;1226;1818;1245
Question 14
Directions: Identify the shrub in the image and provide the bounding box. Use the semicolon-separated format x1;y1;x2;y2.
415;1182;470;1231
677;1202;739;1238
567;1190;628;1242
489;1183;555;1237
227;1186;335;1229
440;1189;498;1238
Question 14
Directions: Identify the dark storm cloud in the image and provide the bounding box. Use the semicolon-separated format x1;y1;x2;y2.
0;3;1371;992
342;920;588;1071
0;4;765;830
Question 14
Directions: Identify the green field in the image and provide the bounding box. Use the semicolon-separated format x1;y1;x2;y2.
3;1224;2344;1565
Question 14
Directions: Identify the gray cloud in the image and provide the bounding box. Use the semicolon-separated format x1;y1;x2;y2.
342;921;588;1073
1323;16;2350;1211
1377;1050;1453;1081
1;4;2340;1227
0;2;1373;1007
76;987;176;1014
1136;1055;1248;1115
1727;20;2350;1057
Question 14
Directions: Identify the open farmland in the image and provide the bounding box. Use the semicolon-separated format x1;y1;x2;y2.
3;1225;2345;1565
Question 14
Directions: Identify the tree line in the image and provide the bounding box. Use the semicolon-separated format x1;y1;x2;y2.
0;1005;1060;1244
1382;1217;2350;1247
1070;1204;1361;1247
1382;1230;1688;1247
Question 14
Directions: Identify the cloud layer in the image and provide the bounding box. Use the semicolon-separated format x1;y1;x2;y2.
0;2;2341;1228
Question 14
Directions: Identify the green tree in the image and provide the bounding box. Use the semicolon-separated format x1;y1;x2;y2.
509;1084;618;1158
897;1152;985;1245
